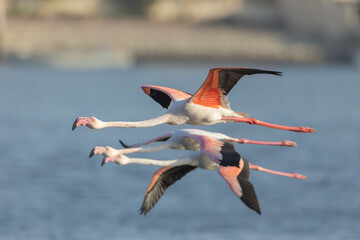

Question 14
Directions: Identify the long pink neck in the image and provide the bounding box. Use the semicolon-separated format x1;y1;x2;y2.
123;156;195;167
103;114;170;128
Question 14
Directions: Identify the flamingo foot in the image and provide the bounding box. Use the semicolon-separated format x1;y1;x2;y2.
250;164;307;179
294;127;316;133
282;140;298;147
293;173;307;180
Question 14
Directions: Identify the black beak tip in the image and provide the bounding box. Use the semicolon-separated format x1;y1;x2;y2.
72;118;78;131
101;158;106;166
89;149;95;158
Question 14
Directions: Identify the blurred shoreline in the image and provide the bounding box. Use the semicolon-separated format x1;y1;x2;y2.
2;17;359;68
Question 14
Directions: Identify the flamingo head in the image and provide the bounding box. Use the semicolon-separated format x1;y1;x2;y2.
89;146;118;158
72;117;104;130
101;154;129;166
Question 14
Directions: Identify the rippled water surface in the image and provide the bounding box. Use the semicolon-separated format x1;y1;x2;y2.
0;63;359;239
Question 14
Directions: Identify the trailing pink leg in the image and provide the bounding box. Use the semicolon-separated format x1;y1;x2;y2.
249;164;307;179
222;116;315;133
233;138;297;147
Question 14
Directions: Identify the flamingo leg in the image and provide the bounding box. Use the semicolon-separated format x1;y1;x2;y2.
234;138;297;147
221;116;315;133
249;164;307;179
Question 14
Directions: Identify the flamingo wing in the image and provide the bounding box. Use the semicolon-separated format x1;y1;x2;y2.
190;68;282;109
141;85;192;109
218;157;261;214
191;134;233;164
191;134;261;214
119;132;173;148
140;165;196;215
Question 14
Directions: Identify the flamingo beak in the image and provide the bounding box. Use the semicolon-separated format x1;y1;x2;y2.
72;118;79;130
89;148;95;158
72;117;93;130
101;157;108;166
101;156;116;166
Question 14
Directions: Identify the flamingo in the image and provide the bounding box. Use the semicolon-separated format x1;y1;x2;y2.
72;67;315;133
93;129;306;215
89;128;297;158
100;147;306;215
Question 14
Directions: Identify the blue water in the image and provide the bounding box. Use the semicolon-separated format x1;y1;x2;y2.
0;62;359;239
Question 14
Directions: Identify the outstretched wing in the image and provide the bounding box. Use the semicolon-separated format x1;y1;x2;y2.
190;68;282;109
190;134;236;165
218;158;261;214
140;165;197;215
141;85;192;109
119;132;173;148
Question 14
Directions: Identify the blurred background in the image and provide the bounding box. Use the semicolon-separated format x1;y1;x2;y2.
0;1;360;240
1;0;360;65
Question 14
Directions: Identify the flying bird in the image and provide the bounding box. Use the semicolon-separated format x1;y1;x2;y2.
73;67;315;133
101;149;306;215
89;128;297;158
95;129;306;215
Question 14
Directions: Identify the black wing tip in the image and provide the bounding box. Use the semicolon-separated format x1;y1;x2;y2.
240;195;262;215
119;140;130;148
143;88;171;109
225;68;283;76
138;166;197;216
254;69;282;77
139;208;147;216
238;175;261;215
139;204;152;215
158;100;169;109
272;71;283;76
